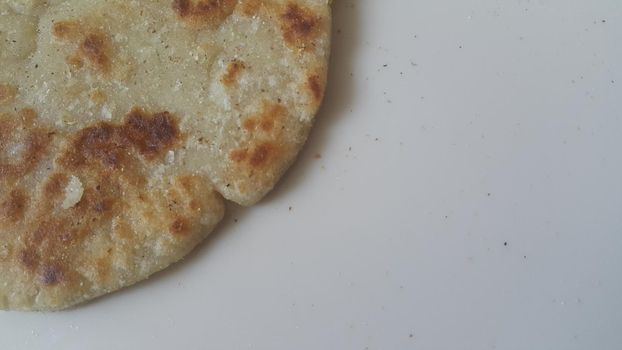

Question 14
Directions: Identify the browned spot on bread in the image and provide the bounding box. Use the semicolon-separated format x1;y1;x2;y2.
1;190;27;223
79;33;112;74
51;20;82;41
259;117;275;132
18;249;39;271
0;84;17;105
90;90;107;104
123;109;179;160
239;0;262;16
93;200;109;213
249;142;278;167
31;219;77;246
242;103;287;133
178;175;197;192
52;22;113;75
307;74;324;104
230;103;288;170
0;115;53;181
229;148;248;162
40;264;64;285
169;217;189;235
18;108;37;126
66;54;84;69
280;3;321;49
172;0;237;27
44;173;68;199
61;108;180;170
96;256;111;280
222;59;246;87
63;124;122;170
242;119;256;131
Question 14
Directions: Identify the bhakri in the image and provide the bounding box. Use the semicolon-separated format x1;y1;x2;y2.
0;0;331;311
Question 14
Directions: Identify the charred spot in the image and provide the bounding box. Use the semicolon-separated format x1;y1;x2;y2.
79;33;112;74
222;59;246;87
123;109;179;159
0;84;17;105
1;190;27;223
62;108;180;170
280;3;320;49
172;0;237;27
63;123;123;170
307;74;323;103
40;264;64;285
18;249;39;270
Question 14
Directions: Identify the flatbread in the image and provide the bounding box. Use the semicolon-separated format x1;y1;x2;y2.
0;0;331;311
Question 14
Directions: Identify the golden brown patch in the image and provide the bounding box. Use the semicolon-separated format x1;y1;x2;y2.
172;0;237;27
306;74;324;104
249;142;277;167
1;105;211;298
0;84;17;105
1;190;27;223
66;54;85;69
61;108;180;170
18;108;37;126
96;256;111;281
242;119;256;131
44;173;69;199
229;103;288;170
239;0;262;16
62;124;121;170
242;103;287;133
52;22;113;75
79;33;112;74
18;249;39;271
51;21;82;41
90;90;107;104
169;217;190;235
222;59;246;87
0;115;53;181
230;148;249;162
18;218;86;287
280;3;321;49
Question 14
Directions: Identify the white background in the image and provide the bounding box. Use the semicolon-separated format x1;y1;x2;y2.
1;1;621;349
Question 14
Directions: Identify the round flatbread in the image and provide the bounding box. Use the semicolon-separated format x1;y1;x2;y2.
0;0;331;311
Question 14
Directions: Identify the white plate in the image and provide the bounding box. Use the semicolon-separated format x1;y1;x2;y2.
1;1;621;349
